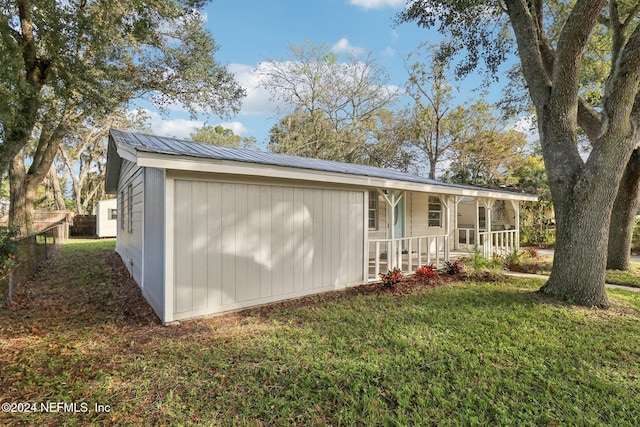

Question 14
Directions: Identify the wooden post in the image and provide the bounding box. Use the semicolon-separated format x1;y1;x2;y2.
8;272;12;305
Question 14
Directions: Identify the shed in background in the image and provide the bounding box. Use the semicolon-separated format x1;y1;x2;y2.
96;198;118;238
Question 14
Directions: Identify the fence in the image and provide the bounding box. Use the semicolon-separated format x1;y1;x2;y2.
1;223;67;305
70;215;96;237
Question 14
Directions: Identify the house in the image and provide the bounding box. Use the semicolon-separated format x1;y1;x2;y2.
105;129;538;324
95;198;118;238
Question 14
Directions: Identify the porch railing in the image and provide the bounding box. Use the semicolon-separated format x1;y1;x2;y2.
478;230;519;258
368;235;449;281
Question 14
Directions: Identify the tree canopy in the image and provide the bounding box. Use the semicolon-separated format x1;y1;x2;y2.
400;0;640;307
259;42;399;164
0;0;245;233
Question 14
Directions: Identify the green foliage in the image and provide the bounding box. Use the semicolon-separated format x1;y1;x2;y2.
0;226;18;274
457;249;506;281
520;200;555;247
443;100;529;186
1;0;245;232
190;124;257;149
444;259;463;275
632;217;640;254
379;267;403;287
605;263;640;289
398;0;510;80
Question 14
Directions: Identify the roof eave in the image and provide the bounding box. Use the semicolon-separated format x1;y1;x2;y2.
136;150;539;201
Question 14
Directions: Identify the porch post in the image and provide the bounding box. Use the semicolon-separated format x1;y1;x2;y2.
442;195;451;261
475;197;480;249
454;196;463;250
510;200;521;251
483;199;495;257
390;191;396;269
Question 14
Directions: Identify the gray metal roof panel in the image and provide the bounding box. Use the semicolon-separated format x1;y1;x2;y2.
109;129;535;196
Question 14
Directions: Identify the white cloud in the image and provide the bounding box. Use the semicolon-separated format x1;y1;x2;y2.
390;29;399;40
382;47;396;57
219;121;249;136
130;109;251;140
228;63;278;116
331;37;366;56
132;109;202;139
348;0;404;9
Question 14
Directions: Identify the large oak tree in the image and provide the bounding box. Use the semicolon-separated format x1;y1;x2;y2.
400;0;640;307
0;0;245;234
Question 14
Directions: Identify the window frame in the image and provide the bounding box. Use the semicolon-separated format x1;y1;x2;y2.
127;183;133;234
368;190;379;230
120;191;125;231
428;196;442;228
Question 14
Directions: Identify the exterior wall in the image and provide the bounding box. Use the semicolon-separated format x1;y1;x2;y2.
170;178;365;321
115;159;144;285
368;191;387;240
407;192;447;236
367;191;450;258
142;167;166;320
96;199;117;238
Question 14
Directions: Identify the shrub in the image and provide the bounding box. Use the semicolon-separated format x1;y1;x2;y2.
414;264;438;282
0;226;18;274
444;260;463;275
523;246;540;259
379;267;403;287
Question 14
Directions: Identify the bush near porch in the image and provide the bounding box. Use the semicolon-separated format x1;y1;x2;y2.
1;240;639;426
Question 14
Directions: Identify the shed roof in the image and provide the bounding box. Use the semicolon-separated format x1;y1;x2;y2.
106;129;538;201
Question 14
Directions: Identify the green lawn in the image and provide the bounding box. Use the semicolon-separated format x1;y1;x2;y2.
605;262;640;289
507;253;640;289
1;240;639;426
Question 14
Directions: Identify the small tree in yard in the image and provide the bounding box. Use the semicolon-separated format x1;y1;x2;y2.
400;0;640;308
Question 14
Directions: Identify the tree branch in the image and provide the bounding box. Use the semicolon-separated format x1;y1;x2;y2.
503;0;552;110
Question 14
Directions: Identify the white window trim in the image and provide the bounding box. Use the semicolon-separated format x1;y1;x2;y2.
127;183;133;234
428;196;442;228
368;190;378;230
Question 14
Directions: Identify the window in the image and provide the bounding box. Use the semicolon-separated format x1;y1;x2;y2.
368;191;378;230
428;196;442;227
478;206;486;230
120;191;125;230
127;183;133;234
108;209;117;221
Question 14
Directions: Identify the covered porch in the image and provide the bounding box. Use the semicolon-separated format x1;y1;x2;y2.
366;189;533;281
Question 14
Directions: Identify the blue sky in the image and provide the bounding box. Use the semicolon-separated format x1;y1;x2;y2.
141;0;513;147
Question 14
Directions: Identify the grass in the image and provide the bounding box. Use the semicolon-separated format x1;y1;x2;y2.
1;240;640;426
605;262;640;289
506;251;640;289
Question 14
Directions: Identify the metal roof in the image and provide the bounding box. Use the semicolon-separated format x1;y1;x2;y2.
108;129;538;199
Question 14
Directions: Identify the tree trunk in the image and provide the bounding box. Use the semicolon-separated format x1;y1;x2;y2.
536;108;634;309
48;164;66;210
428;157;437;180
607;149;640;270
8;155;38;236
540;194;610;307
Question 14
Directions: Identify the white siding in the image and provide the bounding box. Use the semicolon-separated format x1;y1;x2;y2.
115;159;144;284
172;180;365;320
142;167;165;320
408;192;446;236
96;199;117;238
